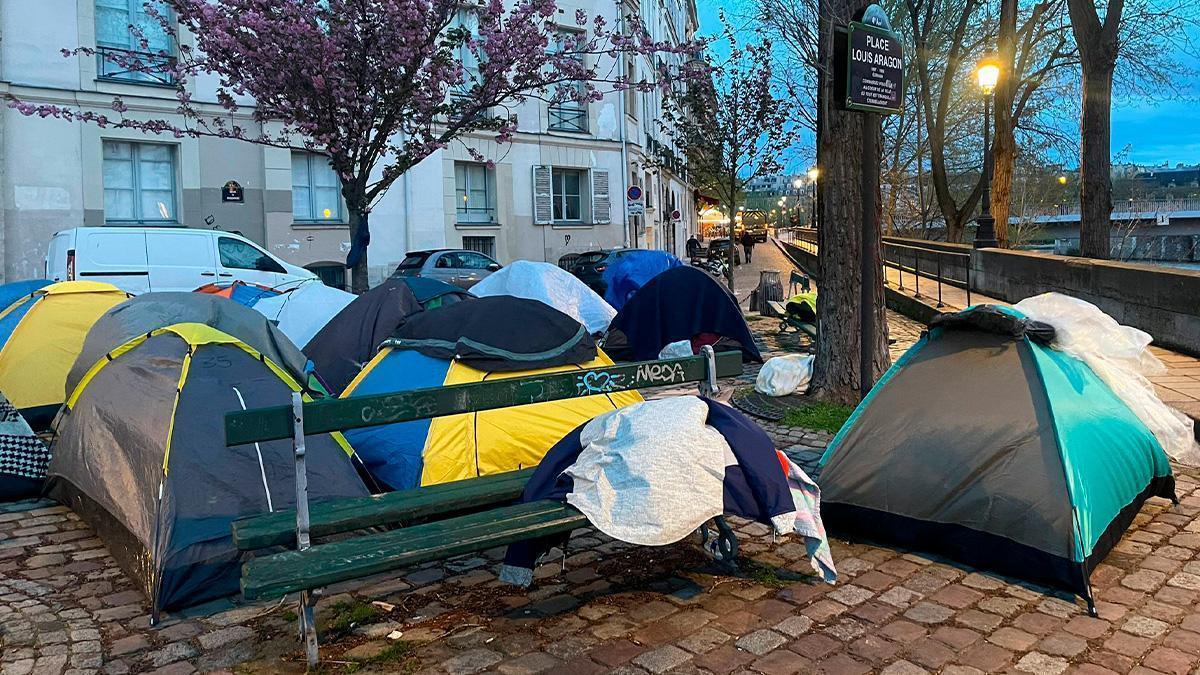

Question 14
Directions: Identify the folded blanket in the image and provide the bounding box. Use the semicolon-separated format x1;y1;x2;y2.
499;396;836;585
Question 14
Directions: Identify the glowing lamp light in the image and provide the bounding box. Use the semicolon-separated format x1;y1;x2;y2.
807;167;820;181
976;56;1001;95
1058;175;1068;185
323;208;333;218
792;178;804;189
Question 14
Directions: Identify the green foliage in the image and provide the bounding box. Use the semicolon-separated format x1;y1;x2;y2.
327;601;381;635
780;401;854;433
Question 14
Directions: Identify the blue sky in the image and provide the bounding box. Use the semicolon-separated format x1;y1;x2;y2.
695;0;1200;167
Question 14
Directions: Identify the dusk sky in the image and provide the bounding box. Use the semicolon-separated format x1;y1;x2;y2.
695;0;1200;168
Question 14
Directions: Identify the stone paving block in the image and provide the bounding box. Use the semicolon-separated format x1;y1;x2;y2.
905;637;955;669
736;629;787;655
631;645;691;674
1143;647;1194;675
750;648;811;675
440;648;503;674
676;626;731;654
902;602;953;625
879;659;928;675
692;643;754;674
956;641;1013;672
1064;614;1111;638
878;586;922;608
1103;630;1153;658
1122;614;1170;638
1014;651;1068;674
496;650;562;675
828;585;874;607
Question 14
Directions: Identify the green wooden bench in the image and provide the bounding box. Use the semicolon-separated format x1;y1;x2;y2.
224;347;743;667
767;300;818;339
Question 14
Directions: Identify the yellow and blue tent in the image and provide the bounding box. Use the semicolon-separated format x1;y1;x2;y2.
337;296;641;491
0;281;130;428
342;346;641;490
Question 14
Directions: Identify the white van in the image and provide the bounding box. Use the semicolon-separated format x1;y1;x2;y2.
45;227;317;294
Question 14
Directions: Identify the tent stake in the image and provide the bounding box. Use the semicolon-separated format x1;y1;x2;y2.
291;392;320;669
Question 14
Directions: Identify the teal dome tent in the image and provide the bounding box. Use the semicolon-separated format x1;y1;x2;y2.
817;305;1175;614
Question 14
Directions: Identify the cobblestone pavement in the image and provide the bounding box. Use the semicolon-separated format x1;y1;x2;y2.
2;247;1198;674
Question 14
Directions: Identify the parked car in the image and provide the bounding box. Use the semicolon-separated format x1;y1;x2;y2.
391;249;501;289
707;238;742;266
571;248;637;295
45;226;316;294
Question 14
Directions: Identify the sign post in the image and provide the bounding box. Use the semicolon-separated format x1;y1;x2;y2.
835;4;904;400
626;185;645;217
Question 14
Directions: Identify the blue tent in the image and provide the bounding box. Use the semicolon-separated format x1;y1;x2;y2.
391;276;472;308
602;250;681;310
0;280;50;315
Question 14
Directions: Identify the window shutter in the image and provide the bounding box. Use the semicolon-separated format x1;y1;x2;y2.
533;165;553;225
591;169;611;224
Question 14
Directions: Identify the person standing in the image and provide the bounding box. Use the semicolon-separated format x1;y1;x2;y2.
739;230;756;264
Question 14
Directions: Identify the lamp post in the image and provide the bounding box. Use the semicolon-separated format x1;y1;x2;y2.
807;167;820;230
974;56;1000;248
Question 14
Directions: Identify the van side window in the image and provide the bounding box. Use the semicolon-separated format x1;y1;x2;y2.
218;237;285;273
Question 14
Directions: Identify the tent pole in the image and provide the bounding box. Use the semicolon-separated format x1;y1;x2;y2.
699;345;719;397
291;392;320;668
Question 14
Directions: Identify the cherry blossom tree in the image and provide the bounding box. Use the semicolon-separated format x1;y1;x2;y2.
10;0;701;291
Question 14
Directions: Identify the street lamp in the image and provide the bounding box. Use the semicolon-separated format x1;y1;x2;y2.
974;55;1001;248
1057;175;1068;185
807;167;820;230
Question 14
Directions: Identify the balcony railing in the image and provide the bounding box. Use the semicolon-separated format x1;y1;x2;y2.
548;105;587;133
96;46;177;85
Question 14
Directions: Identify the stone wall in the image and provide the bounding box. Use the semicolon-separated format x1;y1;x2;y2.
970;247;1200;355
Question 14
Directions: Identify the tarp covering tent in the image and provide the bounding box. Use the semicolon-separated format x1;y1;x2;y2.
604;266;762;363
465;260;616;334
49;323;369;614
67;292;311;397
253;279;356;349
305;278;424;394
817;305;1175;610
0;391;50;502
0;281;130;429
342;297;639;490
602;250;682;310
392;276;473;309
389;296;596;372
194;280;282;307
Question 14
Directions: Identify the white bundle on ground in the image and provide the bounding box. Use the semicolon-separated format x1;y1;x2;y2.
658;339;694;359
1014;292;1200;465
755;354;815;397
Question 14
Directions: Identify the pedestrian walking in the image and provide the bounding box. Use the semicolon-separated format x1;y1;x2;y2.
739;231;756;264
686;234;701;260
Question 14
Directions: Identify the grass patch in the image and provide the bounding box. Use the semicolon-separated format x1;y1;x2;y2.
327;601;382;635
780;401;854;433
280;610;297;623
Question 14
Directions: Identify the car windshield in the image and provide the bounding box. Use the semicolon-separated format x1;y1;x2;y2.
396;253;430;270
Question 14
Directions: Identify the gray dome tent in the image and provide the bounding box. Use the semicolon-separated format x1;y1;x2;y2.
50;323;368;615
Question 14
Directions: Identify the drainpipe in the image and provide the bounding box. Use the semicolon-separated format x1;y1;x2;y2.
618;0;631;248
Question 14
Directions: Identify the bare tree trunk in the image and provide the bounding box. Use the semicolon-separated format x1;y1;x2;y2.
1078;66;1114;259
346;206;371;293
726;211;737;293
811;0;890;405
990;0;1018;248
1067;0;1122;260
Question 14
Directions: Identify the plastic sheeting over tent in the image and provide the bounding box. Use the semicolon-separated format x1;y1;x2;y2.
817;305;1175;610
463;260;616;334
67;292;311;397
605;266;762;363
602;250;682;310
50;323;368;614
389;296;596;372
0;281;130;429
342;296;635;490
253;280;355;350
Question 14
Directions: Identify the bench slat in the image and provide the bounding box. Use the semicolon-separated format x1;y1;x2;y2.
225;352;743;446
232;468;535;551
241;500;586;600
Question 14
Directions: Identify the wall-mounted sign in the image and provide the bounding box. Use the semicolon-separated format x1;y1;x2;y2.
627;185;643;202
626;185;645;216
670;209;682;222
836;5;904;115
222;180;244;203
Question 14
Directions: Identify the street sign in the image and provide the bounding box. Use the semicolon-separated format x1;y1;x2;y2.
670;209;682;222
626;202;645;216
222;180;244;203
838;5;904;115
626;185;643;202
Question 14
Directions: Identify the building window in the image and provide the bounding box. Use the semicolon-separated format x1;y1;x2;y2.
552;168;584;222
102;141;176;223
625;59;638;119
292;153;344;222
462;236;496;259
548;30;588;133
95;0;175;84
455;162;495;224
307;263;347;290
